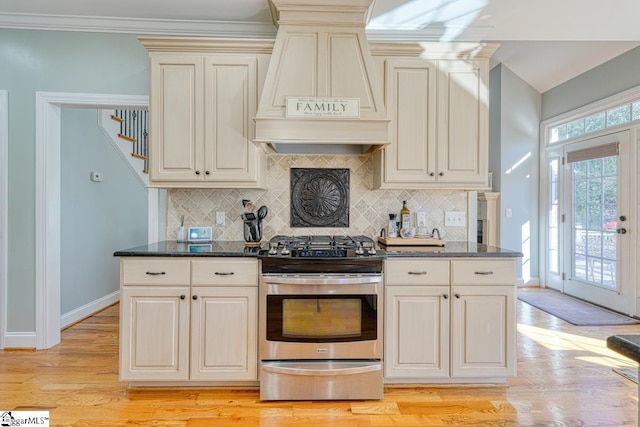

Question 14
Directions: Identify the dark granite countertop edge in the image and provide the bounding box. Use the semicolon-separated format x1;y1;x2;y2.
607;335;640;363
114;241;523;258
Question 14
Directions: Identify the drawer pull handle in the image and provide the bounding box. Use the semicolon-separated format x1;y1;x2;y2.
408;271;427;275
474;271;494;275
145;271;166;276
214;272;235;276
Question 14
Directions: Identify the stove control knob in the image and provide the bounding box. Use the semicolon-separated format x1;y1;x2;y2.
268;244;278;255
355;243;364;255
281;247;291;256
368;246;377;255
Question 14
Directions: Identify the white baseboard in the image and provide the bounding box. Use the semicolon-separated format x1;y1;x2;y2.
517;277;541;287
4;332;37;349
60;290;120;329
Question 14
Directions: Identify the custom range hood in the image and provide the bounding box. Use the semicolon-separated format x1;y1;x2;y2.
254;0;389;154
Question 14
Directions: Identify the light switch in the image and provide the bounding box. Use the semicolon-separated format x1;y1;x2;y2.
216;211;225;226
445;211;466;227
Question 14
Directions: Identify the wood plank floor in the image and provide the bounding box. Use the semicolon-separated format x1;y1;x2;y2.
1;298;639;426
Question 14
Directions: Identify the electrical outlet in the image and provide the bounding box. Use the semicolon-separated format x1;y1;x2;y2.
90;171;103;182
215;211;225;226
445;211;466;227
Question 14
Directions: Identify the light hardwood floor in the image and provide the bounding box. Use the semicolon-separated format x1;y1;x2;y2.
1;299;639;426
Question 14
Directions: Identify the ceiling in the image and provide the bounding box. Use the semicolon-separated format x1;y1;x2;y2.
1;0;639;92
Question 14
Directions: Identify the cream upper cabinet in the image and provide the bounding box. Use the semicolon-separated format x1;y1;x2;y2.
141;38;272;189
372;43;498;190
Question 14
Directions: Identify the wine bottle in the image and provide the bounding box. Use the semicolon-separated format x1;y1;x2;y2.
400;200;411;230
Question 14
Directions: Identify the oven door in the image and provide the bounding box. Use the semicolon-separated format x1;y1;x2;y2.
260;274;383;360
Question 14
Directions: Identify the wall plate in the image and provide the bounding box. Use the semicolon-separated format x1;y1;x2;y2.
188;226;212;242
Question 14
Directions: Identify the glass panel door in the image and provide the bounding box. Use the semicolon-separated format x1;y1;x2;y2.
562;131;631;314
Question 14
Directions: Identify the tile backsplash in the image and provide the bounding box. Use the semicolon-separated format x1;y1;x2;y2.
167;154;469;242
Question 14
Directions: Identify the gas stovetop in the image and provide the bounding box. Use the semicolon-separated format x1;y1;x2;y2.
261;235;382;258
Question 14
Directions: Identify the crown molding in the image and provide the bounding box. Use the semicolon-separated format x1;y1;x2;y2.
0;13;277;38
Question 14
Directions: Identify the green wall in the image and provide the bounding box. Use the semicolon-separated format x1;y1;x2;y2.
0;29;148;332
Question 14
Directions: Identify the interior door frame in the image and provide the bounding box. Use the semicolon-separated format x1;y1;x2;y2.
561;130;635;315
34;92;149;349
0;90;8;349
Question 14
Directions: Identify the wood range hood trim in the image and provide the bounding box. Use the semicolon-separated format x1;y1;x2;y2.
254;0;389;152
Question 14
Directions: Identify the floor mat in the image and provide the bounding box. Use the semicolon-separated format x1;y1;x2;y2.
517;289;640;326
613;368;638;383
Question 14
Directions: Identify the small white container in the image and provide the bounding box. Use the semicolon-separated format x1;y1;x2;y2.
176;226;186;242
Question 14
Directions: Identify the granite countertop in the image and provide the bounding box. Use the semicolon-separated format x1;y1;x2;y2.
381;241;523;258
114;240;523;258
607;335;640;363
113;240;264;257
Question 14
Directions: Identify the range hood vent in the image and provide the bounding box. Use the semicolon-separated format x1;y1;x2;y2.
254;0;389;152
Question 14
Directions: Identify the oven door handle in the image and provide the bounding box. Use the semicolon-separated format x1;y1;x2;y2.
261;275;382;286
262;362;381;376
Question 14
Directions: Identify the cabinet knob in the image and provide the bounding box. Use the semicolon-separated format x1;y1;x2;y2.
180;295;186;300
205;171;210;175
443;294;449;299
195;170;200;175
455;293;461;299
192;295;198;300
429;172;435;177
439;172;444;176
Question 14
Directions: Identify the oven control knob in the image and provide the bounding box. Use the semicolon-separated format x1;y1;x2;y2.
368;246;377;255
355;243;364;255
281;247;291;256
268;245;278;255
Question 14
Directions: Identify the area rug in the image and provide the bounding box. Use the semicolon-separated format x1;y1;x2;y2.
517;289;640;326
613;368;638;383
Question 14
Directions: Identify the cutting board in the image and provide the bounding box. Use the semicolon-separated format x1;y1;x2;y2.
378;237;446;247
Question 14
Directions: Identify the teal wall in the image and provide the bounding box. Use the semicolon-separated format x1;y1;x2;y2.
542;45;640;120
60;109;147;315
0;29;148;332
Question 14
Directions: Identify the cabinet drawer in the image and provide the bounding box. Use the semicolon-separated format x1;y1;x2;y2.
122;258;190;285
451;259;516;285
385;259;450;285
191;259;258;286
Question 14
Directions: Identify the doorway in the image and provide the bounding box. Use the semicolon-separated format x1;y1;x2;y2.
35;92;150;349
0;91;7;349
551;131;633;314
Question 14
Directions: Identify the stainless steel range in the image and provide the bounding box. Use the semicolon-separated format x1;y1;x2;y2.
258;235;385;401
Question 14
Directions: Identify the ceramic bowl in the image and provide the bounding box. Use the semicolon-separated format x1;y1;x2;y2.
400;227;416;239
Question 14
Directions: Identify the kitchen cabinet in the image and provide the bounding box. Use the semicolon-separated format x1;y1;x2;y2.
141;38;272;188
371;43;498;190
119;257;258;384
384;257;516;382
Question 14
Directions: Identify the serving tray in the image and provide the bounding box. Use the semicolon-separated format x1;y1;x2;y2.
378;237;446;247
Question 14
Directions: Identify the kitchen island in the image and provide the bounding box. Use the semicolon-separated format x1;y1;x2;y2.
114;240;522;387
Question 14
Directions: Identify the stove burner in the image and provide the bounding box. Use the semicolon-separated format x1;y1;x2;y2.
264;235;379;258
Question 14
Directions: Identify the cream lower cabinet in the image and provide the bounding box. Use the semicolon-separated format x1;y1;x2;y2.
119;257;258;383
384;257;517;381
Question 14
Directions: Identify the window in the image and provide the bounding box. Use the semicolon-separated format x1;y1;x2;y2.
548;95;640;143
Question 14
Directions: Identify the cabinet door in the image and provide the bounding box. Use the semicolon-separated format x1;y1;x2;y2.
381;59;437;186
149;54;204;181
384;286;450;378
436;59;488;186
451;285;516;378
120;286;190;381
190;286;258;381
203;56;262;185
